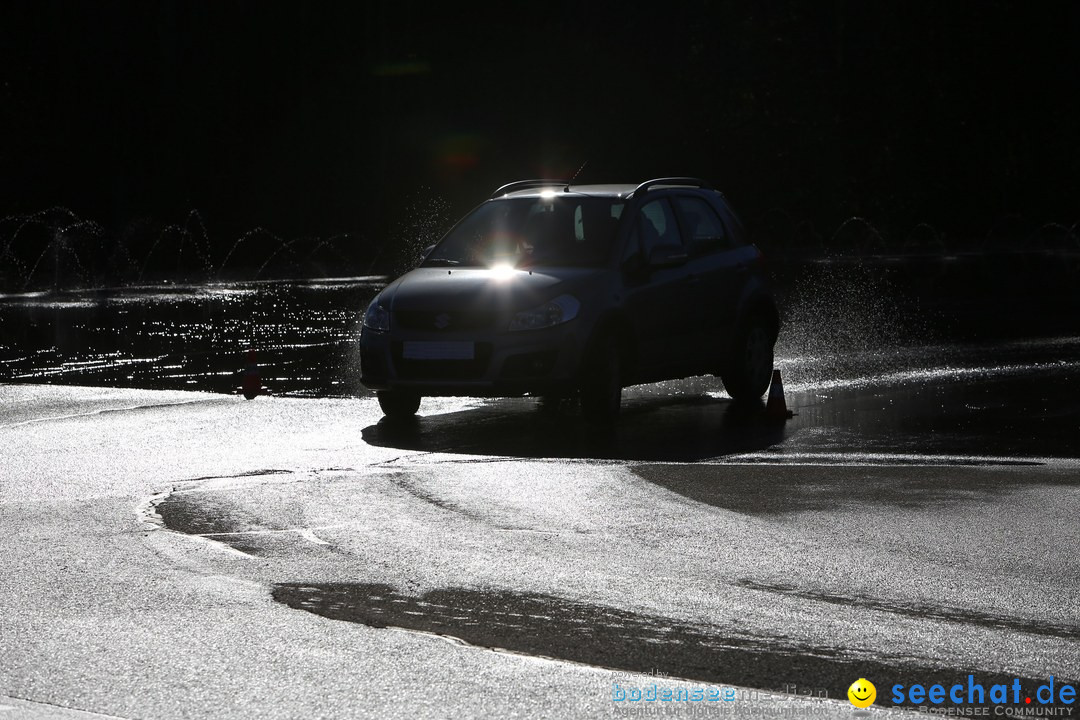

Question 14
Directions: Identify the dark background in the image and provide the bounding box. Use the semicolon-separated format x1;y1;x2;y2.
2;0;1078;271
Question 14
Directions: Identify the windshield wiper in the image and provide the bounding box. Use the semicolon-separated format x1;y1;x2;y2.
423;258;461;266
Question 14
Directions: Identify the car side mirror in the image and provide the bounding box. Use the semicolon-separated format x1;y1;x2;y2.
648;245;688;268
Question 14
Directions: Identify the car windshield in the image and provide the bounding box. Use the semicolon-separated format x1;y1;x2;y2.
424;197;625;268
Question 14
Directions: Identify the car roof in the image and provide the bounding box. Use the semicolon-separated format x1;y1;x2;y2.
499;183;637;199
493;178;719;200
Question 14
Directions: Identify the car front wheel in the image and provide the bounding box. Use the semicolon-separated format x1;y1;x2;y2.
377;389;421;418
721;316;775;401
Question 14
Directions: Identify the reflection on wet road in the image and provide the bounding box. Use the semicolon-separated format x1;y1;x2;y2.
4;265;1080;715
0;277;381;396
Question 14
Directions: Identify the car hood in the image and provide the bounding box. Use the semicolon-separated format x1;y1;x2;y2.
382;267;602;313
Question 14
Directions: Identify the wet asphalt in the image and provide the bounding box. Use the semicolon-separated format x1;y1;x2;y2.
2;263;1079;718
2;351;1079;718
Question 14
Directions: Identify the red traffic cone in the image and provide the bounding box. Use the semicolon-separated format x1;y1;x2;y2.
765;368;793;420
241;349;261;400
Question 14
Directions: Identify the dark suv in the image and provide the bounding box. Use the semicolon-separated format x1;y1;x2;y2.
360;178;779;423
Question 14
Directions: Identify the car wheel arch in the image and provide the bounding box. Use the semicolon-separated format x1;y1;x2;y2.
735;290;780;341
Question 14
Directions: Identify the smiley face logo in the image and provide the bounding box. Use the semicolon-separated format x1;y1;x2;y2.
848;678;876;708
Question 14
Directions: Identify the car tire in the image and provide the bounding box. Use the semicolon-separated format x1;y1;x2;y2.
721;315;775;401
537;393;570;414
377;389;421;418
580;334;622;425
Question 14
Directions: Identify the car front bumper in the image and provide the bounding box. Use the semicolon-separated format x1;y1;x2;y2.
359;322;585;397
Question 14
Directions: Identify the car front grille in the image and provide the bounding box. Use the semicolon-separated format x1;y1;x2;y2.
498;350;557;379
394;310;499;332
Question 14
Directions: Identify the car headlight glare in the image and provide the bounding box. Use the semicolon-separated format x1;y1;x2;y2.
363;299;389;332
508;294;580;331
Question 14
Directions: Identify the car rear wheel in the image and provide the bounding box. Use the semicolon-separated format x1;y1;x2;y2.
377;389;421;418
721;316;775;401
580;335;622;425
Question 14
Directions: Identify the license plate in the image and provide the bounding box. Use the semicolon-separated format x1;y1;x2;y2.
402;341;475;360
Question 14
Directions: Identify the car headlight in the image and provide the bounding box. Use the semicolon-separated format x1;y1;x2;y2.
363;299;389;332
508;294;580;331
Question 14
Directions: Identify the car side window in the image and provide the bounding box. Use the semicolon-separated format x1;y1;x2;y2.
674;195;729;254
624;198;682;261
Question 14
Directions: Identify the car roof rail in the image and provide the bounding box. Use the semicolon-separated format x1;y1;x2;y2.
632;177;714;195
490;179;571;198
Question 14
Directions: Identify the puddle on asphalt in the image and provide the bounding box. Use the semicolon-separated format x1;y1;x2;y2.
156;489;282;556
271;582;1060;703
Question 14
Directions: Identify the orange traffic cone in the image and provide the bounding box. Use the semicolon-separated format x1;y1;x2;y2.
241;349;261;400
765;368;793;420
